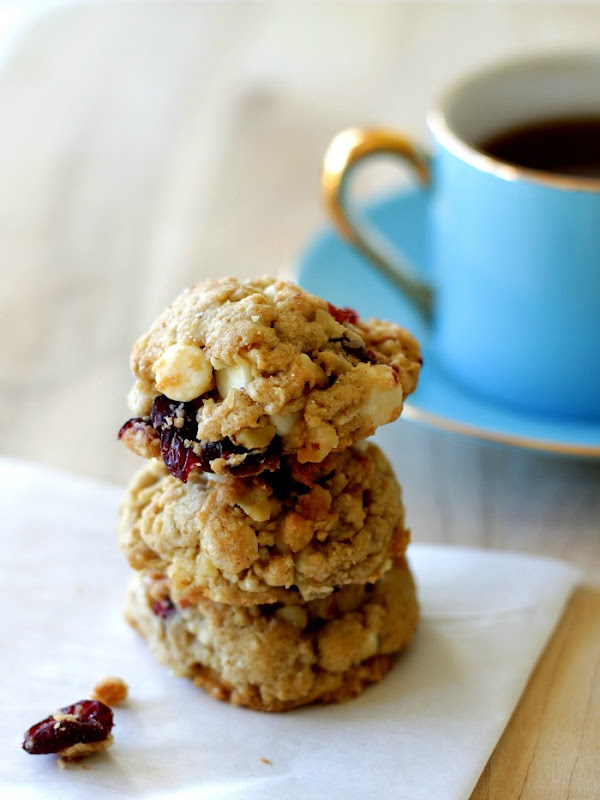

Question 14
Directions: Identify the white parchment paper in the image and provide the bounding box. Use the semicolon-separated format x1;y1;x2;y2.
0;458;579;800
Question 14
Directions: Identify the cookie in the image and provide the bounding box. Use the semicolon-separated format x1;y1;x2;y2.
125;558;418;712
120;442;409;605
118;277;421;480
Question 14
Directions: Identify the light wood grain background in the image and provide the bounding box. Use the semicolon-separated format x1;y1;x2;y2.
0;4;599;798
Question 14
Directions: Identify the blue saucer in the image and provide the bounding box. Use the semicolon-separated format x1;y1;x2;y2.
295;188;600;458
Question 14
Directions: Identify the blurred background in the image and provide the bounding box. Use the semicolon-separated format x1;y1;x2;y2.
1;0;599;577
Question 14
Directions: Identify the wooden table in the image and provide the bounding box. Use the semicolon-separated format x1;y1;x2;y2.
1;4;598;797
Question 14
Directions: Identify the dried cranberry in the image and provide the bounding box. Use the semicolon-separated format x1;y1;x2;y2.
325;304;378;364
390;363;402;383
162;437;200;483
339;338;378;364
262;459;311;497
118;417;157;442
22;700;113;755
225;437;282;477
122;395;284;482
327;302;359;326
151;598;176;619
197;437;280;471
288;459;336;489
151;395;197;435
199;439;232;463
151;396;201;482
265;472;310;498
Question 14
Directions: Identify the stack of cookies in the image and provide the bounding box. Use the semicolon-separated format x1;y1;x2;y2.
118;277;422;711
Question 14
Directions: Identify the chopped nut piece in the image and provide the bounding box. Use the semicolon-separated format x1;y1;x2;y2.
274;605;308;628
92;676;129;707
215;363;254;399
235;424;276;450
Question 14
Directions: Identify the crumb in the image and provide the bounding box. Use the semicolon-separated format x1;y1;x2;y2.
261;757;272;765
92;676;128;706
58;735;114;765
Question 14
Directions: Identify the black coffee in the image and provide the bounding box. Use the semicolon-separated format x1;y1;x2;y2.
478;116;600;178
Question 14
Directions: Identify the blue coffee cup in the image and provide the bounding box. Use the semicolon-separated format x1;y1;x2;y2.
322;52;600;421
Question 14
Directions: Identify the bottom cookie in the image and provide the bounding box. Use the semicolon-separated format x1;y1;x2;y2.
126;559;418;712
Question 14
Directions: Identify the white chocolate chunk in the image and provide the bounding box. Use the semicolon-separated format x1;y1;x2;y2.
263;284;277;301
154;344;214;402
204;472;228;484
235;486;272;522
353;439;370;453
235;425;276;450
363;383;404;427
275;606;308;628
315;307;346;339
269;411;301;436
127;381;155;416
194;552;219;580
297;353;326;386
357;630;379;660
215;363;254;398
196;626;212;646
299;424;339;462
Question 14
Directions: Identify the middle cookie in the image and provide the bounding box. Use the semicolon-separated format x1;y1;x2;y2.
120;442;408;606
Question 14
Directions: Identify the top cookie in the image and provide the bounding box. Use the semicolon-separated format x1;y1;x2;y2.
119;277;421;480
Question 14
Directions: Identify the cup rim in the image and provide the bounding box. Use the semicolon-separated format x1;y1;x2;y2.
427;50;600;193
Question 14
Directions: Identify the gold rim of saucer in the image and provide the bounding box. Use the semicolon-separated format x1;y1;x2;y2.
403;402;600;457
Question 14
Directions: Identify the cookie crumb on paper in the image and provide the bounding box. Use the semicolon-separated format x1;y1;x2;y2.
92;676;129;707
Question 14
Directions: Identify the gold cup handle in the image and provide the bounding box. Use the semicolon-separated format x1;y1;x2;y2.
322;127;434;321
